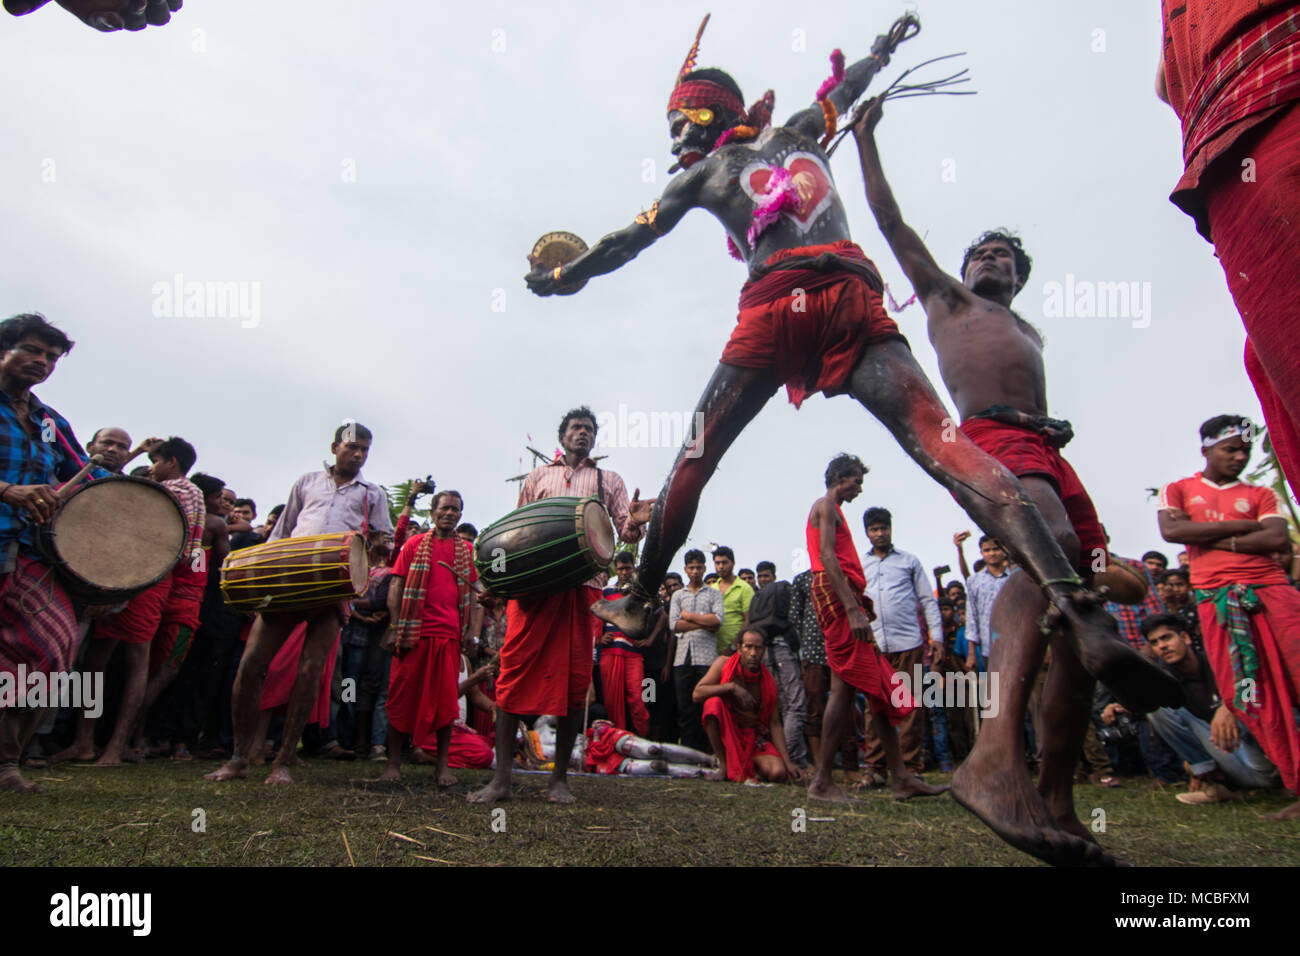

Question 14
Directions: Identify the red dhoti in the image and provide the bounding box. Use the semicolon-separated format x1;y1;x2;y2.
599;646;649;735
810;571;914;723
149;593;202;676
960;416;1107;565
1198;584;1300;793
701;654;780;781
259;622;339;726
721;241;905;408
415;721;494;769
387;631;460;745
95;575;171;645
495;586;601;717
1201;104;1300;488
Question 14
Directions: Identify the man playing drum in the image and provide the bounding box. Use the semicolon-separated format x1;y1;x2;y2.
468;406;653;804
0;314;105;793
206;422;392;785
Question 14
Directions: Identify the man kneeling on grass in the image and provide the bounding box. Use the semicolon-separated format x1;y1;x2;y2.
693;628;802;783
1140;613;1279;805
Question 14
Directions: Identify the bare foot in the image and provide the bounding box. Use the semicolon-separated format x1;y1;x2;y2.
892;773;950;800
705;768;727;781
265;765;293;785
1055;812;1100;845
377;766;401;783
467;778;512;803
589;590;656;640
951;748;1117;867
1049;593;1183;714
411;748;436;765
93;752;124;767
1261;799;1300;821
546;778;577;804
436;769;458;788
204;757;249;781
282;752;308;768
0;766;45;793
51;744;96;764
807;778;855;804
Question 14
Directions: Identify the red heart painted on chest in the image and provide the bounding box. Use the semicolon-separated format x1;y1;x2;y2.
740;152;835;234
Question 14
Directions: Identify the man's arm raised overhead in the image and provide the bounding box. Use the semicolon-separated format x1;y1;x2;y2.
851;98;966;310
525;169;702;297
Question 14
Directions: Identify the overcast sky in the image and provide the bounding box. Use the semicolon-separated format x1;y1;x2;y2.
0;1;1267;580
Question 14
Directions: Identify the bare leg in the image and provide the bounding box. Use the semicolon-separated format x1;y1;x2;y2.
468;708;516;802
0;705;50;793
1261;800;1300;820
881;718;948;798
1037;636;1097;842
594;364;778;637
808;674;855;804
435;725;456;787
378;724;402;782
950;572;1116;866
702;714;728;780
53;638;115;762
248;709;273;765
547;708;581;803
204;613;295;782
753;753;789;782
97;642;150;765
132;663;181;753
266;611;338;785
847;340;1180;713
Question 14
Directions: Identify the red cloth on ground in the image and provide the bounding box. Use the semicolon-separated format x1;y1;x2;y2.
960;416;1107;565
1198;584;1300;792
495;586;601;716
415;722;494;769
1200;104;1300;488
584;723;636;774
0;555;78;676
599;646;649;735
388;632;460;742
701;653;779;781
259;622;338;726
95;575;172;645
722;241;904;408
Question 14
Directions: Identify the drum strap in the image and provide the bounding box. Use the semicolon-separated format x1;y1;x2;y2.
596;466;603;504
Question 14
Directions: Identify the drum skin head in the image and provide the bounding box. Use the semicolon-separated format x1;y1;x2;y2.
347;534;367;592
579;499;615;565
1095;557;1148;606
56;479;186;590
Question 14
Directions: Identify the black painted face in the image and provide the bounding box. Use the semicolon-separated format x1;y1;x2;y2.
668;109;724;170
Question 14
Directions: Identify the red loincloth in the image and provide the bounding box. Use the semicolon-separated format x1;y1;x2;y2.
0;555;79;676
495;586;601;717
810;571;914;723
701;653;779;781
599;646;649;735
584;723;636;774
259;622;338;726
960;416;1107;565
721;241;905;408
94;575;172;645
414;721;494;769
388;632;460;743
1201;104;1300;488
1198;584;1300;793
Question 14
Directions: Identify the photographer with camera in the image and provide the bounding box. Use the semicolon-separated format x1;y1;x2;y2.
393;476;435;550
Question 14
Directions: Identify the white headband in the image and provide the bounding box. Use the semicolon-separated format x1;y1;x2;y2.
1202;425;1248;448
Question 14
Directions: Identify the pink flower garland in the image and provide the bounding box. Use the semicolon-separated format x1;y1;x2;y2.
746;165;802;246
816;49;846;100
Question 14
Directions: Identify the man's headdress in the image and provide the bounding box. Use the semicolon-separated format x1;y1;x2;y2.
666;14;745;118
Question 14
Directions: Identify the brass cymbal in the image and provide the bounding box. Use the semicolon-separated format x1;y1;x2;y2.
528;231;589;295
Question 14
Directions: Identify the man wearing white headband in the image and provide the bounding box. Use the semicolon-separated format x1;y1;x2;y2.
1158;414;1300;821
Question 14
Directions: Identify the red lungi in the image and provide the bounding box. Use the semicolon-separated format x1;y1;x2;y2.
701;696;779;782
259;622;338;726
1201;104;1300;488
0;555;79;676
960;416;1107;565
721;241;904;408
599;646;649;735
810;571;914;723
95;575;172;645
495;586;601;717
415;722;494;769
1198;584;1300;793
388;632;460;744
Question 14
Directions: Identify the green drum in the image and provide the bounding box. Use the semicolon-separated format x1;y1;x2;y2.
475;496;615;597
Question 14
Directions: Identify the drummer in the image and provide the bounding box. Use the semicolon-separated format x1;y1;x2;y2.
0;314;105;793
469;406;654;804
206;422;392;786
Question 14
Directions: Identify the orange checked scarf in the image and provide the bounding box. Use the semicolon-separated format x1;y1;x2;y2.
392;533;474;653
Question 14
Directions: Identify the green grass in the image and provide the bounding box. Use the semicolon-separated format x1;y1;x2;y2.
2;759;1298;866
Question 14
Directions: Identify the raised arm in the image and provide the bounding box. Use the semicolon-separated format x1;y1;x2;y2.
852;99;965;307
784;32;896;140
525;171;702;297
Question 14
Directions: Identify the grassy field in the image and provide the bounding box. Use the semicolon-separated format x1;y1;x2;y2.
2;759;1298;867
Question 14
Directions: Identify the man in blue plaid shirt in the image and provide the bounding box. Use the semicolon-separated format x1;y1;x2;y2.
0;313;100;792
